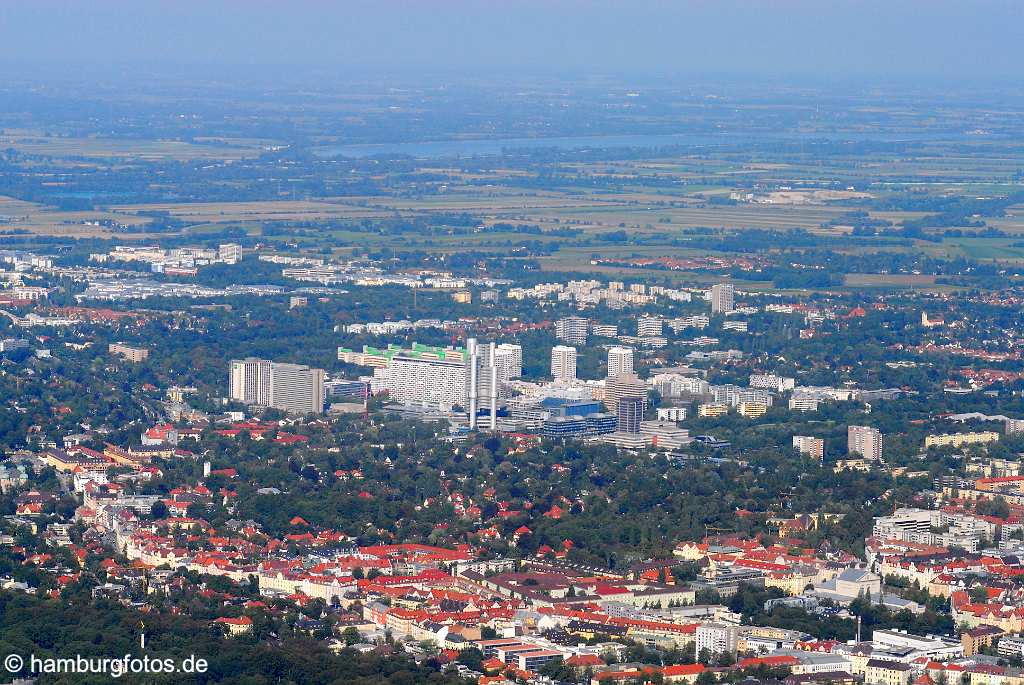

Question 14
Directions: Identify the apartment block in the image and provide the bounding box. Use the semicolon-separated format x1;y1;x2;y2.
551;345;578;382
792;436;825;461
848;425;883;460
109;343;149;362
710;283;735;314
555;316;588;345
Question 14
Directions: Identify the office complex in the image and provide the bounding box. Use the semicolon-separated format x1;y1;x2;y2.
711;282;735;314
371;338;509;429
607;346;634;378
848;425;883;460
324;379;370;400
551;345;578;381
271;363;325;415
554;316;588;345
229;358;324;415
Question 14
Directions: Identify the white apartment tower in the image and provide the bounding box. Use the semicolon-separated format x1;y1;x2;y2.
491;343;523;381
607;346;634;379
711;282;735;314
551;345;578;382
848;425;883;460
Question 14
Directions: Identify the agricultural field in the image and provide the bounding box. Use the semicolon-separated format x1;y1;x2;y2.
0;196;152;238
0;130;273;161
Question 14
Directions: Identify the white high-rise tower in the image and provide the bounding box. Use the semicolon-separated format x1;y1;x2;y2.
551;345;578;381
607;346;634;378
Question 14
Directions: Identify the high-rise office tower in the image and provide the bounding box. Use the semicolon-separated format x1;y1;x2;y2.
617;396;645;434
551;345;578;381
711;282;735;314
467;338;508;430
555;316;588;345
229;358;324;414
848;425;882;460
270;363;325;415
607;346;634;378
229;357;273;406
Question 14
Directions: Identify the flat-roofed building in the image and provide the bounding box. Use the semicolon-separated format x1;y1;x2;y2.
793;436;824;461
109;343;149;362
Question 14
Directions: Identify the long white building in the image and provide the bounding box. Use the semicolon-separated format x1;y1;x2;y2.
374;338;509;428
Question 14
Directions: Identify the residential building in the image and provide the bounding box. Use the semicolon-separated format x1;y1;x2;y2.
696;622;738;659
607;346;634;378
657;406;688;422
750;374;796;392
491;343;523;381
789;396;820;412
637;315;663;337
863;660;910;685
698;402;729;418
738;400;768;418
555;316;588;345
961;626;1004;657
711;283;735;314
109;343;149;362
848;425;882;460
551;345;578;382
924;432;999;449
793;436;825;462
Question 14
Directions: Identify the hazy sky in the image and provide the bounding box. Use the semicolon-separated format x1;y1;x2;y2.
1;0;1022;83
